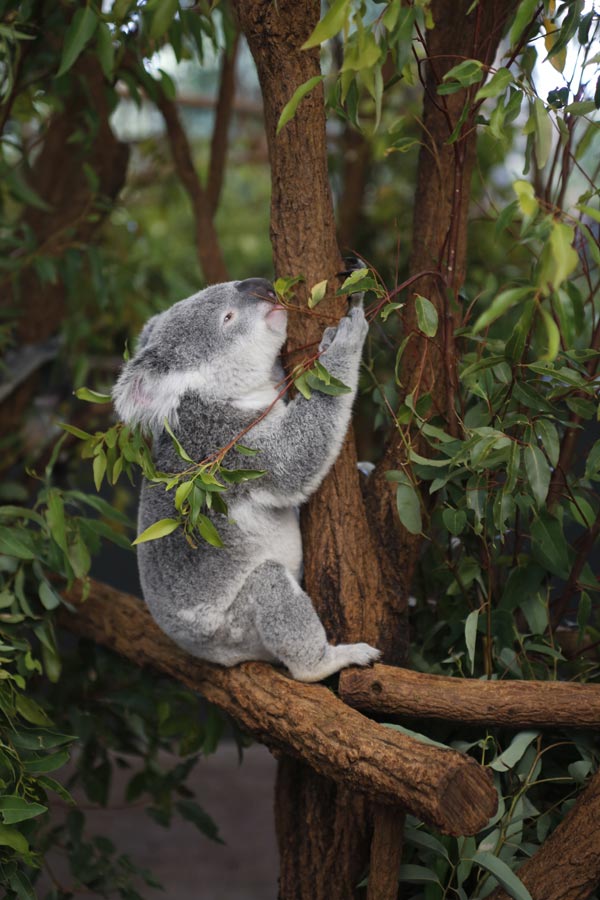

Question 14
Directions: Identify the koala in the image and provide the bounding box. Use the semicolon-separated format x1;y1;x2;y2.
113;278;380;682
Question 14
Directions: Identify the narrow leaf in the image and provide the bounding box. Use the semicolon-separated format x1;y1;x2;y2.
56;6;98;77
524;444;551;507
133;518;181;545
301;0;351;50
276;76;324;135
472;851;533;900
464;609;479;674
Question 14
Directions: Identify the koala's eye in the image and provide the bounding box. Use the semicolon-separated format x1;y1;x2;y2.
223;311;234;324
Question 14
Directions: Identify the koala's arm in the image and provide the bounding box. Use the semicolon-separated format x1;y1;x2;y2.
247;304;368;506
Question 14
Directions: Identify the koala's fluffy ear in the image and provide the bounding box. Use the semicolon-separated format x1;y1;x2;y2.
112;349;164;431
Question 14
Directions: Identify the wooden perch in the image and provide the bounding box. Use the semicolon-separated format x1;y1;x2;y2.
489;769;600;900
339;664;600;729
59;580;497;836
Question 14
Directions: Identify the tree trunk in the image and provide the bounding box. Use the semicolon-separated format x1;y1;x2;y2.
233;2;394;895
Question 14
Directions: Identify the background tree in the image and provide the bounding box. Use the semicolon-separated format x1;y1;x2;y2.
0;1;599;899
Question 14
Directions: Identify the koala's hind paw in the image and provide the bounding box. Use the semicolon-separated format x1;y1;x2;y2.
342;642;381;668
289;641;380;682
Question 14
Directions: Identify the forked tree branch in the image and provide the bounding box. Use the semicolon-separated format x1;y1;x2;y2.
339;664;600;729
155;89;229;284
207;32;240;216
59;579;497;836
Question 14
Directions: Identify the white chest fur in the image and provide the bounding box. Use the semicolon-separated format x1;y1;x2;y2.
228;498;303;582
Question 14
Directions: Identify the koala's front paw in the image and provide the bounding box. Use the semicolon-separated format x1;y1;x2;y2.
332;305;369;347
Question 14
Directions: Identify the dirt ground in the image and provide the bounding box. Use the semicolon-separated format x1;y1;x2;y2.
42;741;280;899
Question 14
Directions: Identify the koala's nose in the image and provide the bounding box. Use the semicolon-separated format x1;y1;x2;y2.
236;278;276;302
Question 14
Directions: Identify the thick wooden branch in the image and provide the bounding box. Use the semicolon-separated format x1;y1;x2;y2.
489;769;600;900
59;580;497;836
339;665;600;730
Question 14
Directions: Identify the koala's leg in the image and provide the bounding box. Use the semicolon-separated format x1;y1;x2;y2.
229;561;380;682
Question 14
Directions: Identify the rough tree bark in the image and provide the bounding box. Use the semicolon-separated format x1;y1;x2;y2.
233;2;394;896
339;664;600;729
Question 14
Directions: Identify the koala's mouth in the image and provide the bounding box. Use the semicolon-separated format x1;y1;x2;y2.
265;302;287;330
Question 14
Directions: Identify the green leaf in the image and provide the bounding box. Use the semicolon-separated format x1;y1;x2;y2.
464;609;479;674
176;799;223;843
46;489;68;554
197;514;224;549
524;444;550;507
0;526;35;560
301;0;351;49
387;471;422;534
415;295;438;337
74;387;112;403
509;0;539;45
0;822;29;854
96;21;115;80
513;179;539;222
59;422;93;440
440;59;484;90
398;864;442;885
56;6;98;77
23;748;70;775
472;287;533;333
308;279;328;308
15;694;53;726
5;169;52;211
472;851;533;900
149;0;179;39
475;67;512;100
403;827;450;861
164;419;193;462
530;512;570;579
0;796;47;825
535;419;559;467
276;76;325;134
538;222;579;295
38;581;61;611
133;518;181;545
490;730;539;772
442;507;467;535
533;97;552;169
235;444;260;457
93;450;107;492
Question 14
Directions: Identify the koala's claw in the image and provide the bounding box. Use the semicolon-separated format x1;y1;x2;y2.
319;326;337;353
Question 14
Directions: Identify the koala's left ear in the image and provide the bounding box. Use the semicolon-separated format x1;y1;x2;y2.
112;349;169;431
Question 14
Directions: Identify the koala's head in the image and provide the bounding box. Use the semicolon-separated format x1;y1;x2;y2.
113;278;287;430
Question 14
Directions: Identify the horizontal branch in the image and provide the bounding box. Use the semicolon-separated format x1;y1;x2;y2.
59;580;497;836
489;769;600;900
339;665;600;729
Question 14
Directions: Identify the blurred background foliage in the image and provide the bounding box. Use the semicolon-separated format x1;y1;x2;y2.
0;0;599;897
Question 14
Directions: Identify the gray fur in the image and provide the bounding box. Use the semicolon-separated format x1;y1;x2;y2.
113;278;380;682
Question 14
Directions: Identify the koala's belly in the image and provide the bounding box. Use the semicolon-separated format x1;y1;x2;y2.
229;499;303;580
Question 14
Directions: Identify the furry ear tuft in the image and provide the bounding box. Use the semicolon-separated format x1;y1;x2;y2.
113;352;213;432
112;355;163;431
